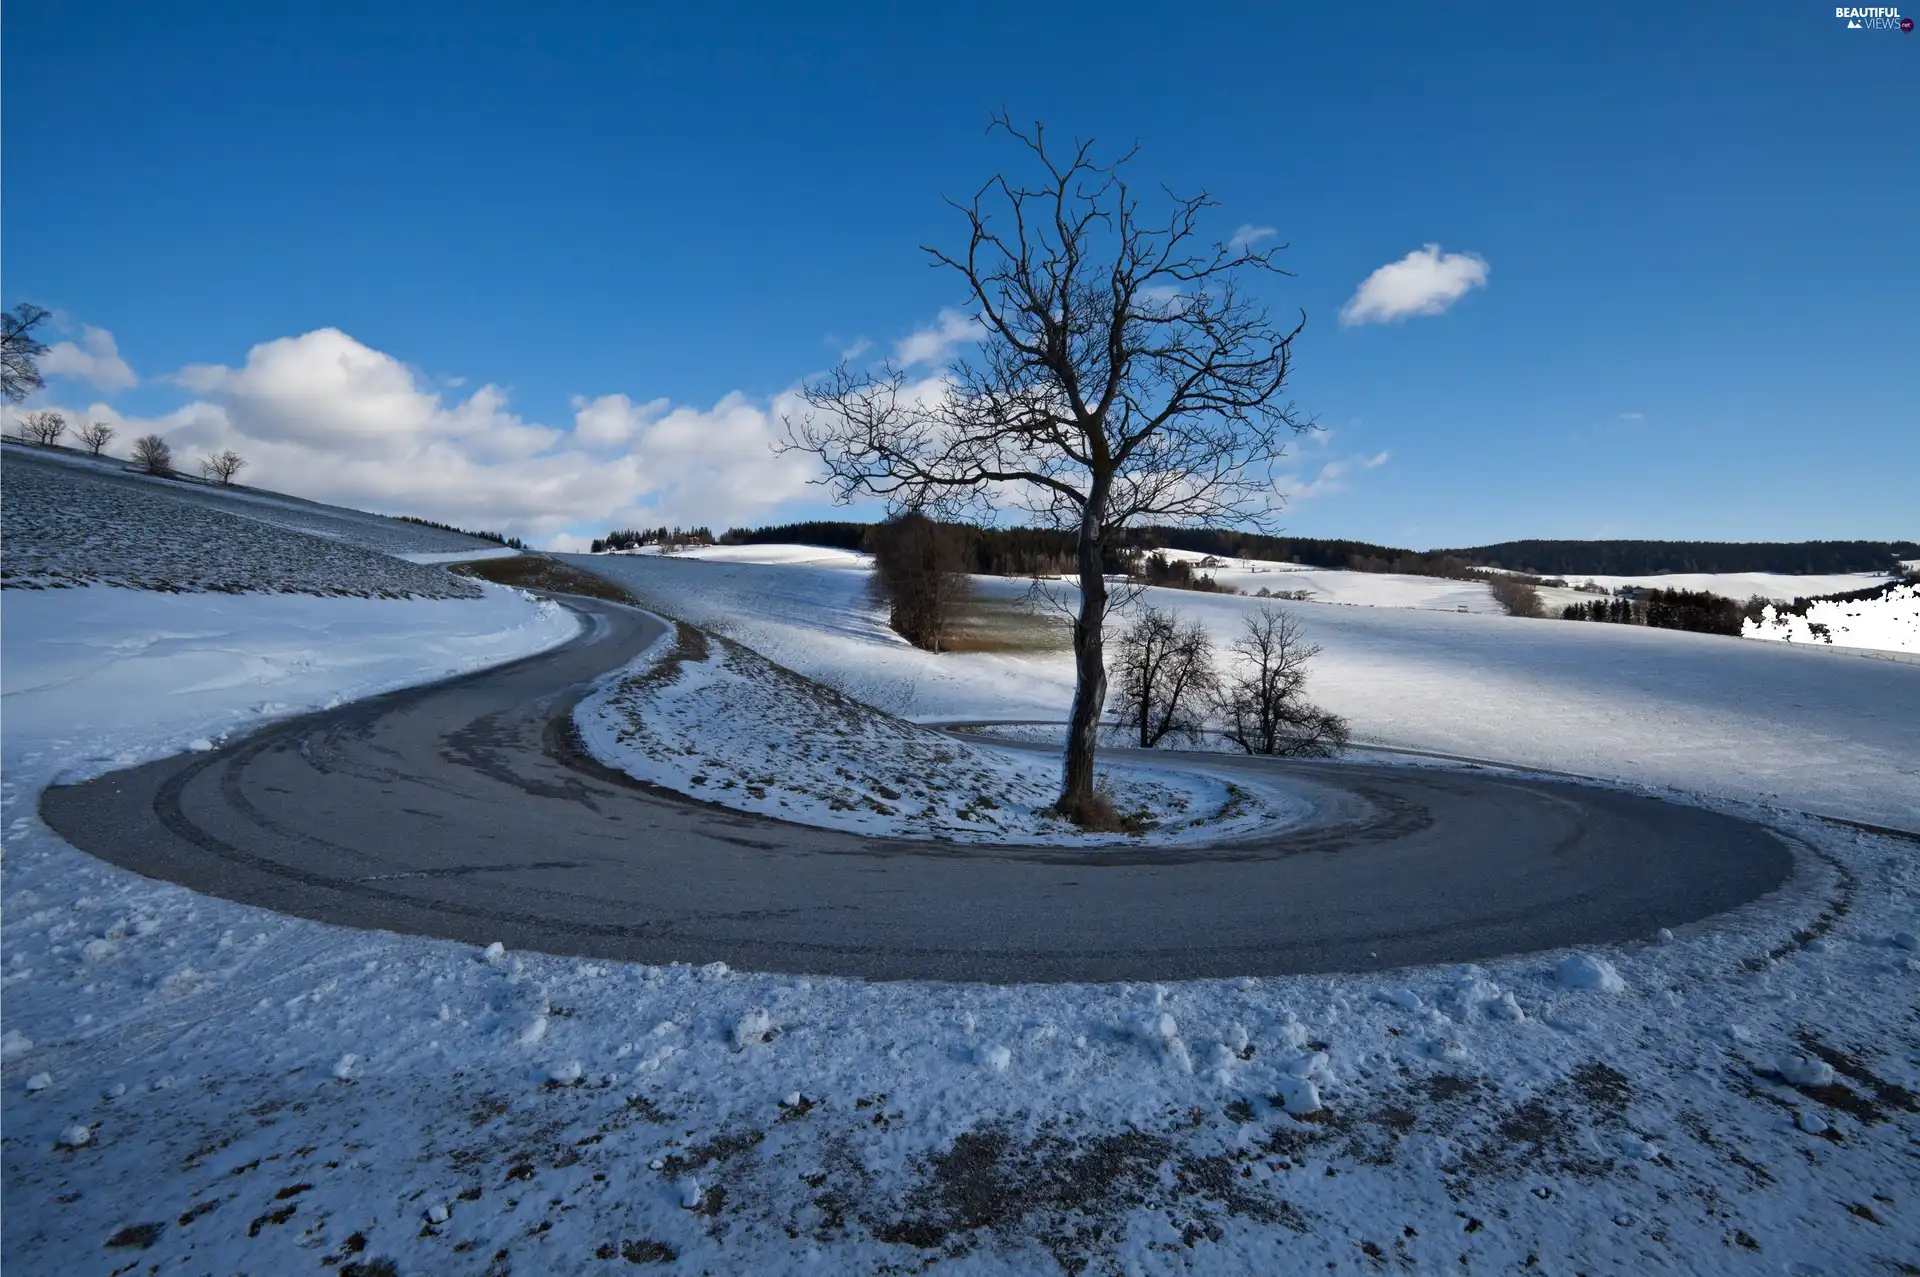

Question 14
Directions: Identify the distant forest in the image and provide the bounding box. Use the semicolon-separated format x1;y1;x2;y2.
1442;539;1920;577
713;522;1918;580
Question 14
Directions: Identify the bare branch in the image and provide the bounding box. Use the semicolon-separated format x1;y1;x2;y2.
779;119;1312;819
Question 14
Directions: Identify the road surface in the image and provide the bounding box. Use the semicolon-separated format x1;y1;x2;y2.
39;596;1796;982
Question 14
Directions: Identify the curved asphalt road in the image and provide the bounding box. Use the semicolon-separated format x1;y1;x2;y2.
39;596;1796;983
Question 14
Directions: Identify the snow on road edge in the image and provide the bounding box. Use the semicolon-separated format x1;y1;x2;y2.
572;619;1308;845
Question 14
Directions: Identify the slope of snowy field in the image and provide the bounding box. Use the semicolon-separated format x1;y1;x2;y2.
3;445;490;596
3;442;503;557
1559;571;1890;601
1744;582;1920;655
603;542;874;569
1146;547;1505;612
575;618;1298;844
397;546;524;565
2;585;580;783
568;552;1920;831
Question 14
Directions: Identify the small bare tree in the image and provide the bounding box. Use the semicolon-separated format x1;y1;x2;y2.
22;409;67;446
1112;606;1218;749
201;449;247;485
76;421;116;457
865;512;973;651
1487;574;1545;618
2;302;52;403
131;433;173;475
783;116;1310;821
1215;605;1349;757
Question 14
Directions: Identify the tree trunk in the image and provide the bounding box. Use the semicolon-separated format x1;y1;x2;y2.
1058;510;1108;818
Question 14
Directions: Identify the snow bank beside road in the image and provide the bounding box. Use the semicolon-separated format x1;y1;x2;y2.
2;584;579;784
576;618;1301;844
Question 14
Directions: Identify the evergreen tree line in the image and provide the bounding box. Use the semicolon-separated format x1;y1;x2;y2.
1560;587;1752;637
591;526;715;553
713;518;1917;580
395;515;527;550
1456;538;1917;577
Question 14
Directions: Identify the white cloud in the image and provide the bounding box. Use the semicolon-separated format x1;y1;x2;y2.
79;328;820;540
1617;411;1645;423
40;325;138;392
1274;450;1391;501
570;392;669;447
1339;244;1488;327
1228;224;1277;253
895;308;983;367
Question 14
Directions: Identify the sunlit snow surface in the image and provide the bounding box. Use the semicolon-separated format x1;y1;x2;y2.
1744;582;1920;654
575;620;1306;844
570;551;1920;830
3;546;1918;1272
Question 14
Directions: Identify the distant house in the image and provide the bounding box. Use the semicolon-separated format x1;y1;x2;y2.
1198;555;1225;569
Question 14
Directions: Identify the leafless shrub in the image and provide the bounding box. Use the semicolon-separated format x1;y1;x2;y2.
131;433;173;475
76;421;116;456
200;449;247;485
1112;606;1218;748
1487;573;1545;618
22;409;67;446
865;513;973;651
1214;605;1349;756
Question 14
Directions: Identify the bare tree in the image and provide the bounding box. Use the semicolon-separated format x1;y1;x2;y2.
783;116;1310;821
1486;574;1545;618
1214;605;1349;757
201;449;247;485
865;512;973;651
2;302;52;403
131;433;173;475
76;421;116;457
22;409;68;446
1112;606;1218;749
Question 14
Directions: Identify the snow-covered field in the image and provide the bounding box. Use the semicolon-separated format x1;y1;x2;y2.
1745;582;1920;655
2;585;579;779
1136;546;1503;613
4;442;503;557
1559;571;1890;602
2;446;489;597
575;619;1299;844
6;501;1920;1272
569;552;1920;831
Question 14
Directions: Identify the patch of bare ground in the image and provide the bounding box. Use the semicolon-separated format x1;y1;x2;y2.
942;595;1072;653
451;554;638;605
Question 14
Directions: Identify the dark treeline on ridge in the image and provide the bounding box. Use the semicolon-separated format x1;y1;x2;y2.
1450;539;1919;577
708;522;1918;579
396;515;526;550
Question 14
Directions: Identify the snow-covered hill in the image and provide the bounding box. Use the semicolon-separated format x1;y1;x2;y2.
569;550;1920;831
2;444;500;596
575;619;1298;844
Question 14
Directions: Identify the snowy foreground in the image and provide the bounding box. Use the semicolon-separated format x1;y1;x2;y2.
3;558;1919;1273
575;618;1301;845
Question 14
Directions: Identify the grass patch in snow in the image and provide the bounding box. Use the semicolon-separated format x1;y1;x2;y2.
576;621;1278;844
449;554;639;606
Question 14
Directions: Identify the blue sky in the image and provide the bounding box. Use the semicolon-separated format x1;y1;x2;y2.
6;1;1916;549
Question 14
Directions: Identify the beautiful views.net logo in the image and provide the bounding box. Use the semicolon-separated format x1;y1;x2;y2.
1835;5;1914;29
